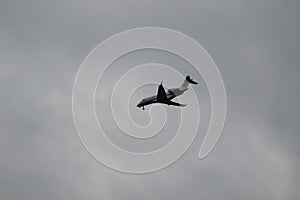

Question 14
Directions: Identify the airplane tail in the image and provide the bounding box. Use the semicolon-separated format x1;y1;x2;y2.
179;75;198;91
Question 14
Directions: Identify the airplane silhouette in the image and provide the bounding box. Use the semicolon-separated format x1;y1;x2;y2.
137;76;198;110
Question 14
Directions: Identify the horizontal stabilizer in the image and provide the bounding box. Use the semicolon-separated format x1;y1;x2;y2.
186;76;198;85
179;75;198;90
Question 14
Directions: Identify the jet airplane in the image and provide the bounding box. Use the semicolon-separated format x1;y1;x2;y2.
137;76;198;110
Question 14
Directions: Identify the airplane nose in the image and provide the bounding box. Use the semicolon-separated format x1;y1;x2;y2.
137;99;145;107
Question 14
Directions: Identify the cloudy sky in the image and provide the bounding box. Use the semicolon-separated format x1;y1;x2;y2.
1;0;300;199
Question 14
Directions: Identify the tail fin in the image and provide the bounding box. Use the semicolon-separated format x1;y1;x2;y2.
179;75;198;90
186;76;198;85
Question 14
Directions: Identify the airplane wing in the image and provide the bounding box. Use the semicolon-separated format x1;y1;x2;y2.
167;100;187;107
157;82;168;102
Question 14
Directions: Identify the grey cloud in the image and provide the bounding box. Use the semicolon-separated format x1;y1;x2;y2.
1;0;300;199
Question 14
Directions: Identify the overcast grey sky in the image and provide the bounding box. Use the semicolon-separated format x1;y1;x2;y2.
1;0;300;199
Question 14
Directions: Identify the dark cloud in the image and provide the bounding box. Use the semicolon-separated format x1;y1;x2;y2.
1;0;300;199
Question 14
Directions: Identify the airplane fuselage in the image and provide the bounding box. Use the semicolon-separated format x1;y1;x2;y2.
137;88;187;109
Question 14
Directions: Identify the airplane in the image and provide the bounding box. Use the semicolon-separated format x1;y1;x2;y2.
137;75;198;110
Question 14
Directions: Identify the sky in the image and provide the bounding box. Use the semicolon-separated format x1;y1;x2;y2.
1;0;300;199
